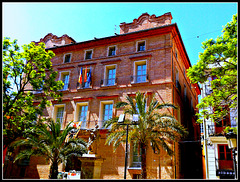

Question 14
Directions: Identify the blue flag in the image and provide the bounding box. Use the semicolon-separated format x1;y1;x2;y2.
87;68;92;84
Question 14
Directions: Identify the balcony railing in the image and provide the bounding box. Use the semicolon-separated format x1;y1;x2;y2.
77;81;91;89
207;124;237;136
69;120;110;130
131;74;149;83
59;82;70;91
100;78;117;87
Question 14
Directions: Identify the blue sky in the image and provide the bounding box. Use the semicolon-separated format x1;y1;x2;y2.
3;2;237;65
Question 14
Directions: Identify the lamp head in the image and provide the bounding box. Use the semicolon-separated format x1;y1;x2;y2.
118;114;125;123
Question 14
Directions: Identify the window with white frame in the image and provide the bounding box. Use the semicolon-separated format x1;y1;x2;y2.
53;104;65;129
103;103;113;121
108;46;116;56
99;100;113;129
64;53;71;63
60;72;70;90
103;65;116;86
137;40;146;52
85;50;93;60
75;102;88;129
133;60;147;83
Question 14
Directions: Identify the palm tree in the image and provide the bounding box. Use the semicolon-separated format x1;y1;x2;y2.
12;119;87;179
103;92;188;179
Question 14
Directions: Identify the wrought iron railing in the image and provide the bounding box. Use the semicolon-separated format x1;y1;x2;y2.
100;78;117;87
207;124;237;136
131;74;149;83
70;120;110;130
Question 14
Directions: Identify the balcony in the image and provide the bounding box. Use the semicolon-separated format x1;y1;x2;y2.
207;124;237;136
215;158;235;179
77;81;91;89
69;120;109;130
100;78;117;87
131;74;149;84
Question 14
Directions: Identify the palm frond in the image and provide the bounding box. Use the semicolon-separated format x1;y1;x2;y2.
126;95;137;114
157;103;177;110
115;101;128;108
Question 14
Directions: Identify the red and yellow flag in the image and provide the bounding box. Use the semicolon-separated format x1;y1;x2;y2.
78;67;83;84
84;66;87;82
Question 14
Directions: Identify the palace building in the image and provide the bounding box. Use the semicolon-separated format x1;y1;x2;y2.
6;12;203;179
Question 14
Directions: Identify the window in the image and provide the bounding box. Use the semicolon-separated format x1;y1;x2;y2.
78;67;92;89
76;102;88;129
218;145;232;160
184;85;187;102
82;68;92;88
107;68;116;86
177;104;181;123
103;65;116;86
131;145;141;167
53;104;65;129
103;104;113;121
56;107;64;124
175;69;181;93
137;64;146;82
99;101;113;129
85;50;93;60
137;41;145;52
64;53;71;63
175;48;178;60
108;46;116;56
60;72;70;90
133;60;147;83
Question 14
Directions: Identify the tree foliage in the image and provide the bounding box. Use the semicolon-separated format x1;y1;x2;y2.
103;92;188;179
3;38;64;148
187;14;237;123
12;119;87;179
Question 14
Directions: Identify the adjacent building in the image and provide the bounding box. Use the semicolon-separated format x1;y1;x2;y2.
5;12;202;179
200;75;237;179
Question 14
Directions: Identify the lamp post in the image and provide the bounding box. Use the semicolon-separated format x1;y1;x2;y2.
118;114;139;179
225;129;237;179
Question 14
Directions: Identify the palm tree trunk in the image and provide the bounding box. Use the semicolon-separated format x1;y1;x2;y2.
140;142;147;179
49;160;58;179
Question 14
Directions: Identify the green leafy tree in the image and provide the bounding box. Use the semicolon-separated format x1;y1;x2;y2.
103;92;188;179
3;38;64;149
187;14;237;123
12;119;87;179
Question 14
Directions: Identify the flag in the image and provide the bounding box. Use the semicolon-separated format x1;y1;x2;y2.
87;68;92;84
84;66;87;82
78;67;83;84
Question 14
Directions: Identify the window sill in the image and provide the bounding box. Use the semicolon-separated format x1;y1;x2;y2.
77;86;93;91
101;83;117;88
59;89;70;93
131;80;149;85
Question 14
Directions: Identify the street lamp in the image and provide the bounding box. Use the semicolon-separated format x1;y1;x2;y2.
225;129;237;179
118;114;139;179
